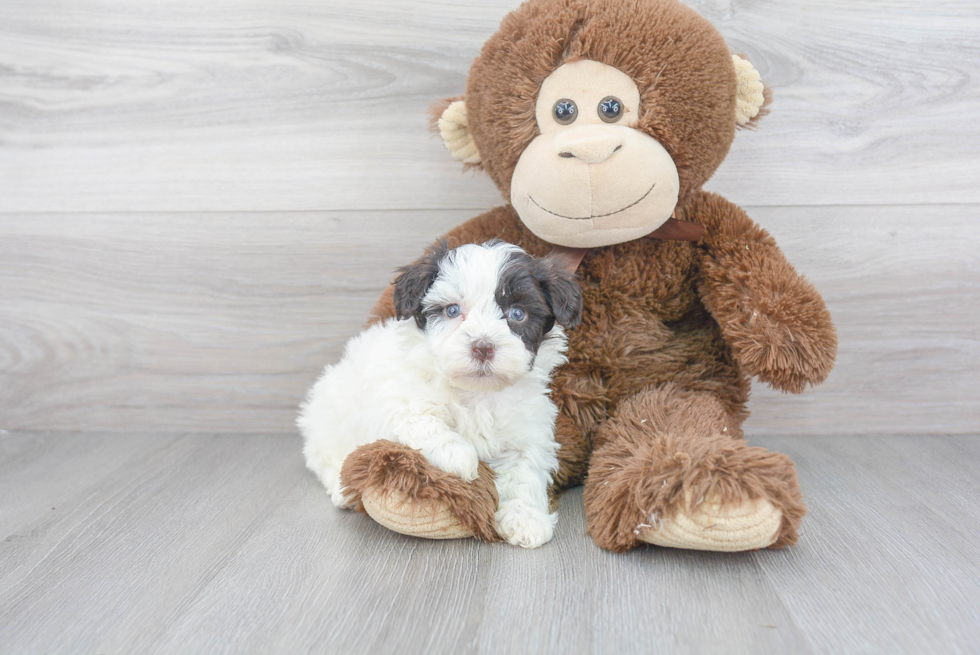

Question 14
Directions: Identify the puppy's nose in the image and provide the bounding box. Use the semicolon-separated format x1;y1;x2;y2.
554;125;624;164
471;340;495;362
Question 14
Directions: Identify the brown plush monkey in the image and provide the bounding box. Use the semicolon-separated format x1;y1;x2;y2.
339;0;837;552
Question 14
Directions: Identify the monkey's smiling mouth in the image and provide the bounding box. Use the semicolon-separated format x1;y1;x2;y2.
528;182;656;220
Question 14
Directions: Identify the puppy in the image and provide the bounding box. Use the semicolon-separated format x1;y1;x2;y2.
298;240;582;548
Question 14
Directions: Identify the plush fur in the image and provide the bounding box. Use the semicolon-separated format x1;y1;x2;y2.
300;241;583;548
352;0;836;552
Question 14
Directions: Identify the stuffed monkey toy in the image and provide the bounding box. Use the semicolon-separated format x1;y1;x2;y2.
339;0;837;552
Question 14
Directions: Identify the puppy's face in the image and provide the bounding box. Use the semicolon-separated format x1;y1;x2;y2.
394;241;582;392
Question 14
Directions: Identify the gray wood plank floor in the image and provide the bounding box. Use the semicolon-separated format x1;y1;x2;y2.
1;431;978;654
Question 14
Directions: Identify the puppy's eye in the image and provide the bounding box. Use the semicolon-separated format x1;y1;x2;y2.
598;96;622;123
508;307;526;321
553;99;577;125
445;304;461;318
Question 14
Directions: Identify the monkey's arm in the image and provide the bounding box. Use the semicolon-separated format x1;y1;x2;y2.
367;205;545;325
690;192;837;393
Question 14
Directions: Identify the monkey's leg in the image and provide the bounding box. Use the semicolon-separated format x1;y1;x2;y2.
583;383;805;553
339;440;500;542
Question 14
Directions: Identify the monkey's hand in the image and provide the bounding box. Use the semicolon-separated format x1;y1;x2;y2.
692;193;837;393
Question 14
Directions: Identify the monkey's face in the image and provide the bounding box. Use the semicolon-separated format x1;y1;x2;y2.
436;0;769;249
509;60;680;248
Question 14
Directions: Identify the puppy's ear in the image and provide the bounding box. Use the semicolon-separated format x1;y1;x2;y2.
535;258;583;329
394;240;448;328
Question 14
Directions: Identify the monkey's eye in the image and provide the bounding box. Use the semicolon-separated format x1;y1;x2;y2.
553;99;578;125
445;304;462;318
598;96;623;123
508;307;526;321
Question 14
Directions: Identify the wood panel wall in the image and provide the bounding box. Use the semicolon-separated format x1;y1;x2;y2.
1;0;978;435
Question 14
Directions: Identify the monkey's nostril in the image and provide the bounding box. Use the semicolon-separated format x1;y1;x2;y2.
558;151;574;158
614;145;622;152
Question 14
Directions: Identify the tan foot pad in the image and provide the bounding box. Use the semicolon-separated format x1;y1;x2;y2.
361;488;473;540
637;494;782;552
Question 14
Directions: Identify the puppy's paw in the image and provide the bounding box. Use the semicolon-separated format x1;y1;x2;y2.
330;485;355;510
421;441;480;482
496;501;556;549
308;460;355;509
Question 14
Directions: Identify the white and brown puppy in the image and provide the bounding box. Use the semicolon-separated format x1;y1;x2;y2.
298;241;582;548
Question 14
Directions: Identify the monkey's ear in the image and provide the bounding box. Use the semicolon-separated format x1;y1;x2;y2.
430;97;483;166
732;55;771;128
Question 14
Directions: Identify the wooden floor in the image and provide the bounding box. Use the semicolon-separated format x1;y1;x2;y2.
1;431;978;654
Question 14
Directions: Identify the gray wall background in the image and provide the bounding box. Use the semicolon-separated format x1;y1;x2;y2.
1;0;978;436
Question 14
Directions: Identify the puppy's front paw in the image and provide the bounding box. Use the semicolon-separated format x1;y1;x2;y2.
496;501;556;549
421;441;480;482
330;485;355;510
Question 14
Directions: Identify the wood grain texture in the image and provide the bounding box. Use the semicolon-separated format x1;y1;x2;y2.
2;204;977;436
1;431;979;653
742;204;980;437
0;433;302;654
1;0;978;212
0;430;184;533
759;435;980;654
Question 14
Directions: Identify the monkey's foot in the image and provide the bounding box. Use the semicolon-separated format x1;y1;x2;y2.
584;387;807;553
636;491;782;552
340;440;500;542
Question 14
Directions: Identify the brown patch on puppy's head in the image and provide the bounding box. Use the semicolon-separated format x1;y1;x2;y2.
494;249;583;354
393;240;450;329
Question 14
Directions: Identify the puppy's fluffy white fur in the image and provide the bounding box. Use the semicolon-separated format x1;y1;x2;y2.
299;242;570;548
